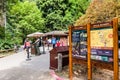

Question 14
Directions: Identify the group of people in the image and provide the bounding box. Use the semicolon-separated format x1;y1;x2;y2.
23;36;67;60
24;38;41;60
47;36;65;48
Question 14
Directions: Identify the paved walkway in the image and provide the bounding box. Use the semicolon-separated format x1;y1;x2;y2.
0;47;58;80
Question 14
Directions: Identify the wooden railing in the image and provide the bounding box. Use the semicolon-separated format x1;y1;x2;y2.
0;49;14;53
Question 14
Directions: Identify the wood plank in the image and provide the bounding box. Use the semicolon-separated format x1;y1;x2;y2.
91;22;112;28
55;54;68;59
72;25;86;30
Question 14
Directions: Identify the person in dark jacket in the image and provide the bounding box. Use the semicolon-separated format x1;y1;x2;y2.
34;37;41;55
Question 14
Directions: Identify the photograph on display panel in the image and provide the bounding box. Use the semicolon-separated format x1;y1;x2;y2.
72;30;87;59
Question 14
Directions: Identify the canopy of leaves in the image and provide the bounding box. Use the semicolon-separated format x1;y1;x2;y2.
0;0;90;49
7;1;45;43
36;0;90;31
0;0;6;27
75;0;120;27
2;0;90;46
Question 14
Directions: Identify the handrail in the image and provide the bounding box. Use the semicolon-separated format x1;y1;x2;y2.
0;49;14;53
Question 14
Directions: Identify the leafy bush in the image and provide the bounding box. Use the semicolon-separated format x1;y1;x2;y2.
0;39;15;50
0;27;5;39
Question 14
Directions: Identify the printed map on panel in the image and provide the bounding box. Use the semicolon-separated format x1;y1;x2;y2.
91;28;113;48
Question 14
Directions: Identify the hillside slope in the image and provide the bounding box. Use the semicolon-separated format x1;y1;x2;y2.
75;0;120;26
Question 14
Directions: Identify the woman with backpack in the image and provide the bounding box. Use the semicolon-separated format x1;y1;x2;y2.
24;38;31;60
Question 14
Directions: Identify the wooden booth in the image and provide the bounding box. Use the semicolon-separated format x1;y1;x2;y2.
49;46;69;70
69;18;119;80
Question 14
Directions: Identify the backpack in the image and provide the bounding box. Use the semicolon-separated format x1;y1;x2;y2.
38;40;41;47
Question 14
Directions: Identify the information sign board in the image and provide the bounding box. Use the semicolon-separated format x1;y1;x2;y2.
72;30;87;58
91;28;113;62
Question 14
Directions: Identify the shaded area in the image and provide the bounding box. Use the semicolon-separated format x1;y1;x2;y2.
0;26;5;39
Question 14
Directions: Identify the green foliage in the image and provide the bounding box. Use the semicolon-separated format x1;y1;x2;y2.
0;23;22;50
0;26;5;39
0;39;14;50
4;0;90;50
7;1;45;43
36;0;90;31
75;0;120;26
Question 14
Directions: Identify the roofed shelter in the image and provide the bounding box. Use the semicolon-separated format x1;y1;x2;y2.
27;32;43;38
44;31;68;37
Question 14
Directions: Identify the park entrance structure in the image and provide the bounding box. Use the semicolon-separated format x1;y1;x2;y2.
69;18;119;80
27;32;43;38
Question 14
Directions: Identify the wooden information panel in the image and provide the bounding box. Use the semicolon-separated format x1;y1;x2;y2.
69;18;119;80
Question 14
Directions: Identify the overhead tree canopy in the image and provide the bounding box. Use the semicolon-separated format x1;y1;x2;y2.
36;0;90;31
7;1;45;43
4;0;90;44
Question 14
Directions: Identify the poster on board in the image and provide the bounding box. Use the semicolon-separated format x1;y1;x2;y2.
72;30;87;58
91;28;113;62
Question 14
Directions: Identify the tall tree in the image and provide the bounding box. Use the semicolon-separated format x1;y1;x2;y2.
36;0;90;31
7;1;45;43
0;0;6;39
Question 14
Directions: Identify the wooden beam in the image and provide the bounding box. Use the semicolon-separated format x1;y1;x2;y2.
113;18;119;80
69;26;73;80
91;22;112;28
87;23;92;80
55;54;68;59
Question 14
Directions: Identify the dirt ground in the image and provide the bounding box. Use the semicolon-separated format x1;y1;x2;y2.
56;64;120;80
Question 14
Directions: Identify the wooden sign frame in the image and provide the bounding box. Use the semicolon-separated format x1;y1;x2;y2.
69;18;119;80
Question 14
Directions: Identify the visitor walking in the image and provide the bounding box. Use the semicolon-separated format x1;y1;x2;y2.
34;37;41;55
24;38;31;60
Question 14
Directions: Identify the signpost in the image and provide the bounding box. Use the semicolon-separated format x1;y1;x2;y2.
69;18;119;80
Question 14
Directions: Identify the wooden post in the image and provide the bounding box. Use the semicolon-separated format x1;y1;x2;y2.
69;26;73;80
58;53;62;72
113;18;119;80
87;23;92;80
43;41;45;54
